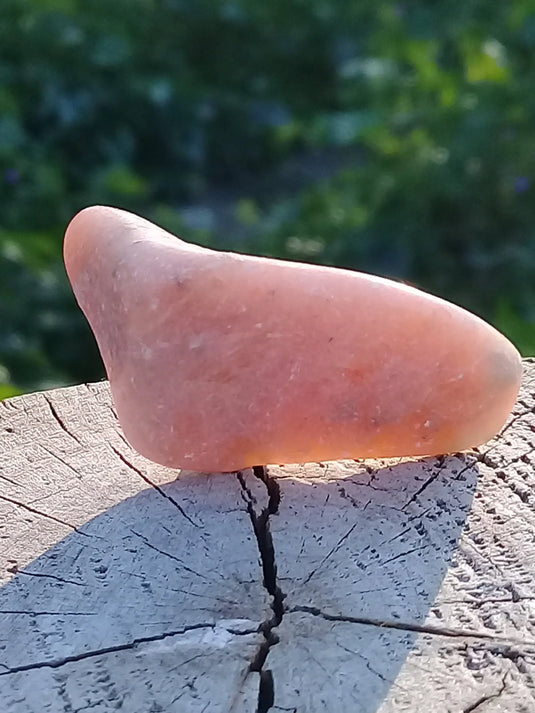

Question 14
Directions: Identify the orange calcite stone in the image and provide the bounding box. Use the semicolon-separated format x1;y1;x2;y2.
64;206;522;471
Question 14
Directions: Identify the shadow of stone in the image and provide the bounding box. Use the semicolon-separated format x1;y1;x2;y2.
258;452;480;711
0;469;265;712
0;452;479;713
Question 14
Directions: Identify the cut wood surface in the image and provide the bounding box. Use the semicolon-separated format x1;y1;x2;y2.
1;362;535;712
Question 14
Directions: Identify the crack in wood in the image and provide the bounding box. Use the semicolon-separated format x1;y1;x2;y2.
302;519;360;585
462;672;508;712
15;570;85;587
0;610;97;616
437;595;535;607
0;472;23;488
0;623;216;676
0;493;90;535
128;528;210;580
335;641;396;686
401;456;447;511
480;448;533;472
290;604;535;647
42;396;82;446
376;542;431;568
39;445;83;478
110;446;200;528
494;407;533;438
237;466;284;713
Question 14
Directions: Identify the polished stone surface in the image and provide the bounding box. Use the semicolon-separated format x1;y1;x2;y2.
64;206;523;471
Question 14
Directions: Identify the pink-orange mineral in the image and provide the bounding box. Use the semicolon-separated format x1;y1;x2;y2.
64;206;522;472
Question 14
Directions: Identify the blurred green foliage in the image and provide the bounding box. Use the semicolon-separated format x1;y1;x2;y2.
2;0;535;396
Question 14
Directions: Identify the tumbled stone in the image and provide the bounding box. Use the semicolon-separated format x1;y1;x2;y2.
64;206;522;471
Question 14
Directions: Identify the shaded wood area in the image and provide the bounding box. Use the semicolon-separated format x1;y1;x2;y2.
1;363;535;712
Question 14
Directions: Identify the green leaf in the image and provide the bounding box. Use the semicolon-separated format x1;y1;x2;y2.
0;384;22;401
104;166;148;197
494;301;535;357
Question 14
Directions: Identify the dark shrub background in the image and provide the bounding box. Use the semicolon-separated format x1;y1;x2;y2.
2;0;535;397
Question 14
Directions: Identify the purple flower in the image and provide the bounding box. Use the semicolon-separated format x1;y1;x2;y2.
514;176;530;193
4;168;20;186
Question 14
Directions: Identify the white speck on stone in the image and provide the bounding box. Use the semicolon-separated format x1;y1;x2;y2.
289;361;301;381
189;335;204;350
424;420;431;428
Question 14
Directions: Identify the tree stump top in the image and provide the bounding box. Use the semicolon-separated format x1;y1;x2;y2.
1;362;535;712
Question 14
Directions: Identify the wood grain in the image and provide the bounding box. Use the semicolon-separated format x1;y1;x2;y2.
1;363;535;712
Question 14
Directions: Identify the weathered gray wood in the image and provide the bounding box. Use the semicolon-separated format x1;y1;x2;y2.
0;384;267;712
1;362;535;712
